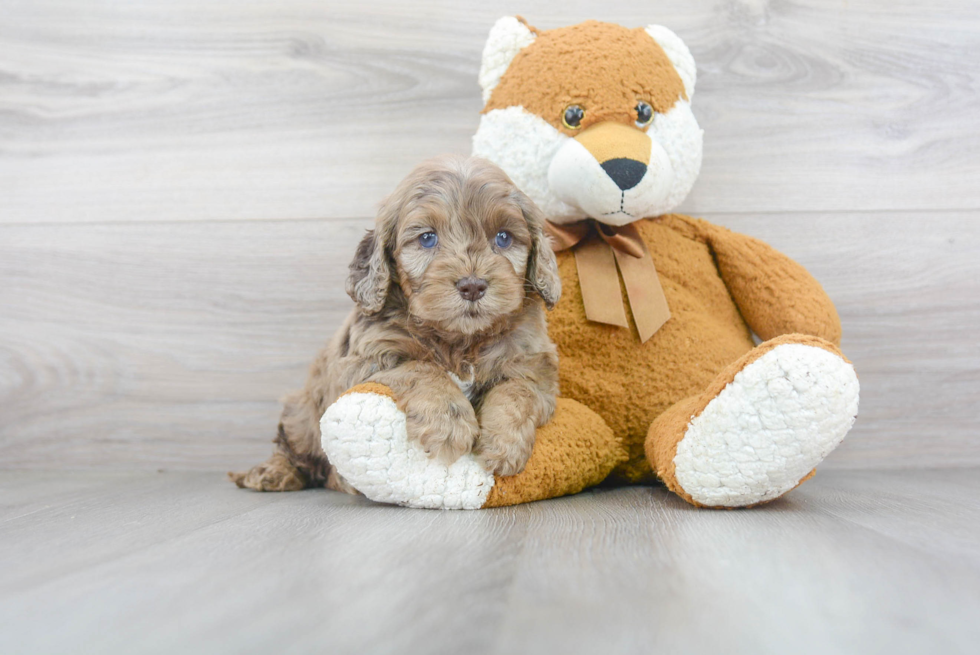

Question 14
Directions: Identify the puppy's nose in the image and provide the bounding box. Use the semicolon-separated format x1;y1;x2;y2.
456;276;488;302
601;158;647;191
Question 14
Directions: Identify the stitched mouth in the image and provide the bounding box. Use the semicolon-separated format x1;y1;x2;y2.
601;191;635;218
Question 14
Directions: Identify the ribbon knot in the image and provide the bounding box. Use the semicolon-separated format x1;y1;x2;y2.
545;219;671;343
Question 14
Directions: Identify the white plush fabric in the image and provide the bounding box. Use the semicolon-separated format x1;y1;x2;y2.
473;107;578;221
473;102;703;225
320;391;494;510
644;25;697;98
478;16;536;103
319;22;853;512
473;20;704;225
548;125;674;227
644;101;704;214
673;344;860;507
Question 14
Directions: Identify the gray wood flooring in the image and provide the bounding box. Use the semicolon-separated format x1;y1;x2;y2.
3;0;979;222
2;0;980;471
1;468;979;654
2;2;979;652
3;213;977;472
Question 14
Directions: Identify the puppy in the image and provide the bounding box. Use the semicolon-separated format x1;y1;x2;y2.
229;155;562;493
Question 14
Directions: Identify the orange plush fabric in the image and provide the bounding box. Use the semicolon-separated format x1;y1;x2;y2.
547;215;842;482
645;334;847;506
698;221;843;345
319;18;858;510
483;397;625;507
484;20;687;136
472;18;858;508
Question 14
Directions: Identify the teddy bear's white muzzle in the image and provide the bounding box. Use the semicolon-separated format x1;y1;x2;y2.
547;137;674;227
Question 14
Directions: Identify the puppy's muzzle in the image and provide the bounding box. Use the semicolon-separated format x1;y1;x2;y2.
456;276;488;302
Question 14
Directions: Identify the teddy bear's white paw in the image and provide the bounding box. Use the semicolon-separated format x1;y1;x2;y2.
320;390;495;510
673;343;859;507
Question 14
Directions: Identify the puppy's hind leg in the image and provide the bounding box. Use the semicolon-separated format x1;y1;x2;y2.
228;451;307;492
229;390;334;492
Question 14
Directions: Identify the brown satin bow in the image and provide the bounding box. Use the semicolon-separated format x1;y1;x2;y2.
545;219;670;343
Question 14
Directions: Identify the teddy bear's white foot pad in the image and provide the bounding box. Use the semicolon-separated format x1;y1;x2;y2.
673;344;859;507
320;390;494;510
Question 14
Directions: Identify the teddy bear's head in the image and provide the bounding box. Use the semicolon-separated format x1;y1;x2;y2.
472;18;703;226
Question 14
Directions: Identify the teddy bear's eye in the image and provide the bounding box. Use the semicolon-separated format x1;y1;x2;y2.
562;104;585;129
635;101;654;127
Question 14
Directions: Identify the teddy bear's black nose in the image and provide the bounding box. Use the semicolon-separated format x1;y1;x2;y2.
457;276;488;302
601;158;647;191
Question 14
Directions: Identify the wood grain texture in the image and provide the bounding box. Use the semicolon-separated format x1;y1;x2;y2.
1;468;979;654
1;0;979;223
1;0;979;471
1;213;977;471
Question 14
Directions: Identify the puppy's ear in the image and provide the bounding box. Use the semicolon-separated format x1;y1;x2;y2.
346;197;399;313
515;189;561;309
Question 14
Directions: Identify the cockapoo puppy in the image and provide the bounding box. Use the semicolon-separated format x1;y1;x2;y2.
230;155;562;493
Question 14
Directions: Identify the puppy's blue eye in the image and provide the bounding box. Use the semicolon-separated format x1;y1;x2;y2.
418;232;438;249
495;231;513;249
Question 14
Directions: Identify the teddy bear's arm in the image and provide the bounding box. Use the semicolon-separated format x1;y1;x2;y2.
320;386;624;509
700;220;842;345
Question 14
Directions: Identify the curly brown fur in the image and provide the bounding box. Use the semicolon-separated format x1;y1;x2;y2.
230;155;561;492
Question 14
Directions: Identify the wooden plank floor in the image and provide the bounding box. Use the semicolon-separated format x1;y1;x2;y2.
3;0;979;222
2;213;977;472
2;0;980;472
2;3;979;652
1;468;978;654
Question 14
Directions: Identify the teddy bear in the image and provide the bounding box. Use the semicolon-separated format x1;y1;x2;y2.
319;17;859;509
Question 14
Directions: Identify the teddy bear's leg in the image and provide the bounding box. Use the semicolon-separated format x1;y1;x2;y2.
481;396;625;508
645;334;859;508
320;384;624;509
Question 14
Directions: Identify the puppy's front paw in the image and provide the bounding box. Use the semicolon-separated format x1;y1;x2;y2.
476;405;536;477
404;395;479;466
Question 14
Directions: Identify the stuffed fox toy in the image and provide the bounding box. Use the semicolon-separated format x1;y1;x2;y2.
319;17;860;509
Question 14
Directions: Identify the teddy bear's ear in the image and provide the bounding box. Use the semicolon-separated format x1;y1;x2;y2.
644;25;696;99
479;16;536;104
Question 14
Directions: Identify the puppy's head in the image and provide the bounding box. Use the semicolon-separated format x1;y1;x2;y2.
347;155;561;335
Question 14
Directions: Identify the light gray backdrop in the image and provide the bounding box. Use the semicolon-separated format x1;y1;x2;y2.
2;0;978;472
